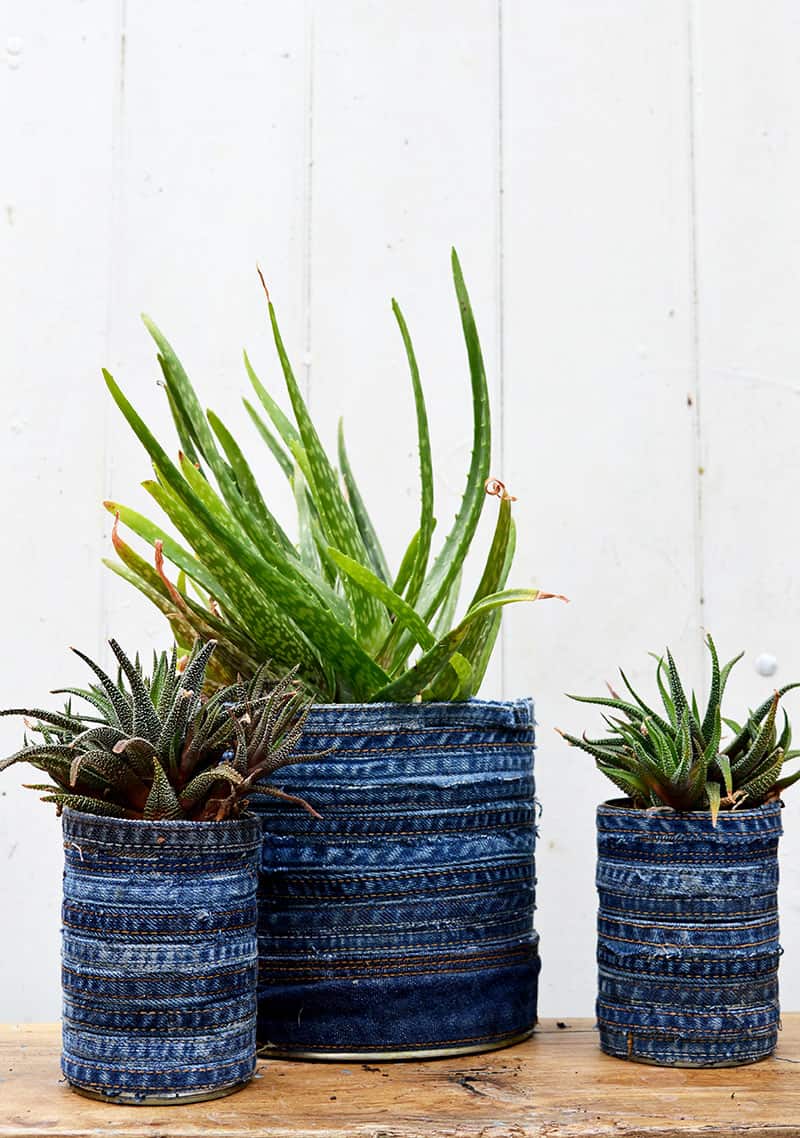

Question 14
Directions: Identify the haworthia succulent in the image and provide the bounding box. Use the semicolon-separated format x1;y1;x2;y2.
561;637;800;822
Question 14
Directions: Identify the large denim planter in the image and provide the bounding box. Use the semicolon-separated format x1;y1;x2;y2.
596;800;782;1067
251;699;538;1058
60;809;261;1103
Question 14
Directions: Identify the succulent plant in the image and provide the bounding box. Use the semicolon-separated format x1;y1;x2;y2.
0;639;321;821
558;635;800;822
102;250;565;703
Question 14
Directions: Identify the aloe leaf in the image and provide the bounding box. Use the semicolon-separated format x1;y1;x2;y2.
264;299;389;652
337;420;391;584
145;476;384;700
425;495;514;700
162;376;205;475
143;477;327;687
243;397;295;480
207;409;294;553
142;316;228;482
244;349;303;455
104;501;227;603
431;567;464;643
393;531;420;596
371;588;543;702
391;299;434;607
413;249;491;624
327;546;435;652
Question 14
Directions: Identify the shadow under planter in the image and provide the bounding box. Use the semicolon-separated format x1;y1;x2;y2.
251;698;539;1059
60;809;262;1103
596;799;782;1067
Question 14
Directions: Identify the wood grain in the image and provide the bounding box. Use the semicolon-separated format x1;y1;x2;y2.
2;1017;799;1138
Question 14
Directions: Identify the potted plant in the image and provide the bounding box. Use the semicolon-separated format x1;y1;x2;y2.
0;639;320;1102
100;250;566;1058
559;635;800;1067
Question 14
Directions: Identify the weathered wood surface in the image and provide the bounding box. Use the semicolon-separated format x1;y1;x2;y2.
2;1017;799;1138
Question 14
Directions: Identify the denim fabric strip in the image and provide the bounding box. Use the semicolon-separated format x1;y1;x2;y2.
60;809;262;1100
251;698;538;1054
595;800;782;1067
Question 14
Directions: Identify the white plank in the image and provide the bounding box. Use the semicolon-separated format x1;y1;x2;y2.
304;0;505;693
0;0;118;1020
502;0;699;1016
103;0;308;653
692;0;800;1012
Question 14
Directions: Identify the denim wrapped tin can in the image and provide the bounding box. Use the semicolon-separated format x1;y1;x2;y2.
596;800;782;1067
251;699;539;1059
60;809;262;1103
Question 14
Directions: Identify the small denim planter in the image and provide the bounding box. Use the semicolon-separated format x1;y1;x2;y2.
60;809;262;1103
596;800;782;1067
250;698;538;1059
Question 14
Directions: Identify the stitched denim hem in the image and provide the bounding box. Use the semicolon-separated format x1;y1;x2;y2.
61;809;262;1102
596;800;782;1068
253;698;538;1053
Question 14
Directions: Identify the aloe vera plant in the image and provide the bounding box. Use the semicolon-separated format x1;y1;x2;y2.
103;250;564;701
0;639;320;821
558;635;800;822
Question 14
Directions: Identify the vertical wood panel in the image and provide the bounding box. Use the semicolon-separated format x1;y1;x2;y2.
0;0;118;1020
692;0;800;1011
104;0;308;650
502;0;698;1015
305;0;504;695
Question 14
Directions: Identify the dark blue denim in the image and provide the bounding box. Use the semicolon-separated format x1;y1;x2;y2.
250;699;539;1056
60;809;261;1102
596;800;782;1067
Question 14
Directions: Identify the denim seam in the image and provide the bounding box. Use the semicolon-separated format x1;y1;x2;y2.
599;931;779;950
599;905;777;921
599;916;778;933
63;964;253;982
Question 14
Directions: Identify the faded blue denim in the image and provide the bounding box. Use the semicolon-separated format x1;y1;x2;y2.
250;699;539;1056
60;809;261;1102
596;800;782;1067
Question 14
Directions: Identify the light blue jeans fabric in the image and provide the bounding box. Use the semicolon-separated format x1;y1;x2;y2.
251;698;539;1055
60;809;261;1101
596;800;782;1066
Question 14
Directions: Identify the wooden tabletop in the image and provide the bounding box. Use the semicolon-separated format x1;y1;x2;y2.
1;1018;798;1138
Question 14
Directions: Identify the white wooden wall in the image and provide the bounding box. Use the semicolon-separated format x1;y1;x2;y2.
2;0;800;1022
